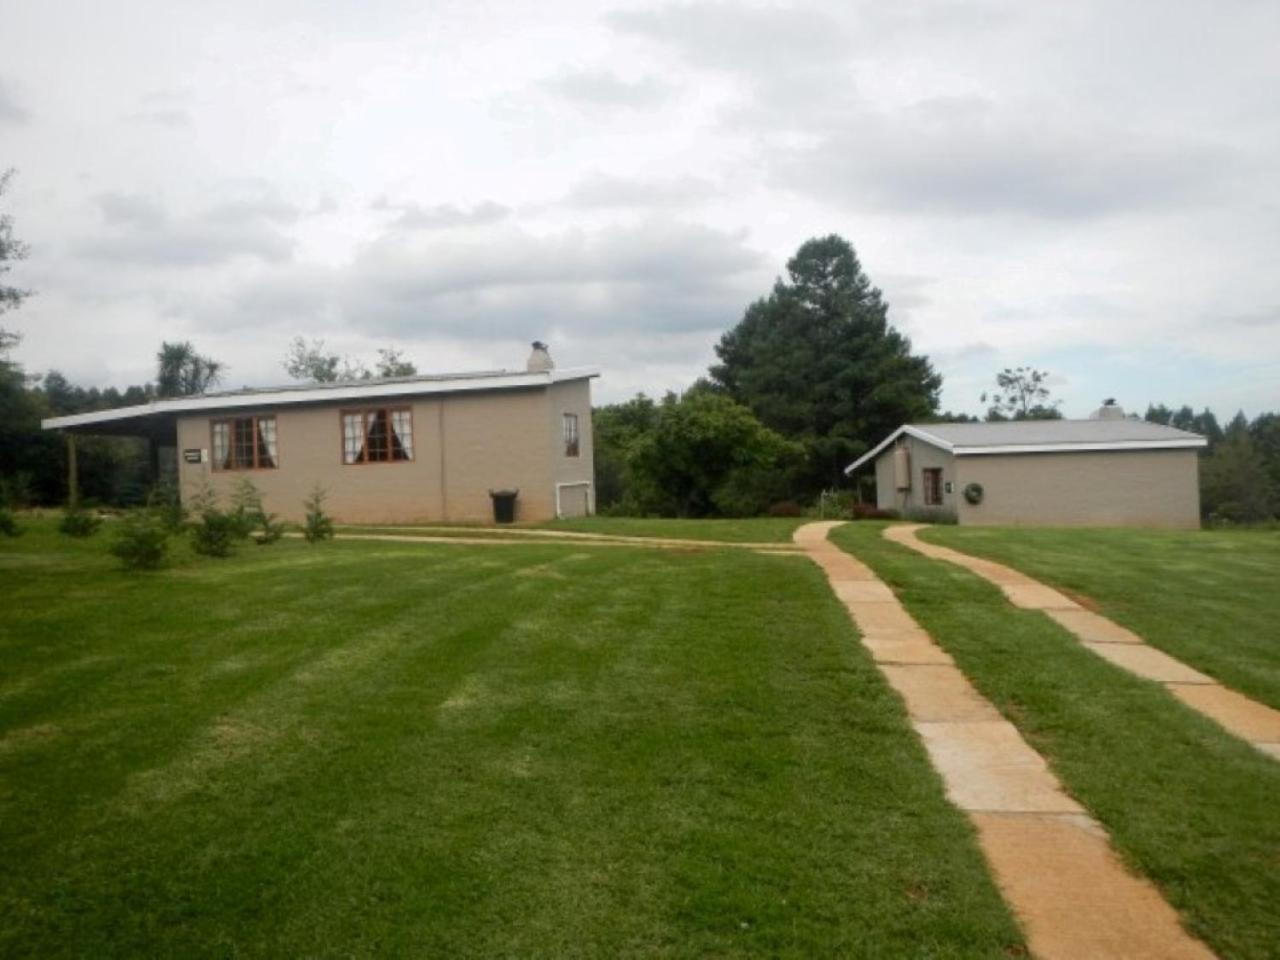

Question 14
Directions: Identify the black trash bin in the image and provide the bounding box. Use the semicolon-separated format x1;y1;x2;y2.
489;489;519;524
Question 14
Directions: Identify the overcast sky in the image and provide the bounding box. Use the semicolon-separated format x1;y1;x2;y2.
2;0;1277;416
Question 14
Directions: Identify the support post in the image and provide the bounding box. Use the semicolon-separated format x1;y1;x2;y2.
66;433;79;508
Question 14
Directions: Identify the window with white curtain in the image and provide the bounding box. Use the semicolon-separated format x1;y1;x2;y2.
341;407;413;464
211;415;278;470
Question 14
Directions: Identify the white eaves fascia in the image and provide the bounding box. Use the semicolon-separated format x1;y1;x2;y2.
843;424;954;475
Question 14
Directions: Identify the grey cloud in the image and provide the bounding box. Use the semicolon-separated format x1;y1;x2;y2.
932;341;1000;364
95;192;167;228
80;191;296;266
371;198;511;230
607;3;849;74
0;77;31;124
608;2;855;130
771;101;1233;218
560;173;718;209
203;197;302;225
1219;309;1280;329
216;221;766;340
540;69;671;109
123;109;191;128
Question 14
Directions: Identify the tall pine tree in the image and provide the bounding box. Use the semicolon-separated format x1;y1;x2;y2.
710;235;940;494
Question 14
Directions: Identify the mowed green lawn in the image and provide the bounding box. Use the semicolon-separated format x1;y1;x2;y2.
0;519;1020;958
536;515;808;543
922;525;1280;710
832;523;1280;960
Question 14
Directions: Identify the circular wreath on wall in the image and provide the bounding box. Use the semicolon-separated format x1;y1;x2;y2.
963;482;985;505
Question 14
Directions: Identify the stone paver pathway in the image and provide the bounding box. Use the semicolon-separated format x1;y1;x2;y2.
885;524;1280;761
795;522;1214;960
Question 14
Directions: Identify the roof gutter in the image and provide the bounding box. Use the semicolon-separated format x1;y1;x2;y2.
954;438;1208;455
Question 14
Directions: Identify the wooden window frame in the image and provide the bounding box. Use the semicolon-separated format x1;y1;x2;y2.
210;414;279;471
563;412;580;458
339;406;415;466
922;467;944;506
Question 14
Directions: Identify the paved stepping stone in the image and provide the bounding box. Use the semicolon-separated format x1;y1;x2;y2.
860;632;955;665
1083;642;1215;684
915;720;1084;813
881;665;1003;722
886;523;1280;761
1167;684;1280;742
830;580;898;603
793;522;1215;960
1000;582;1080;611
972;812;1216;960
1046;608;1143;644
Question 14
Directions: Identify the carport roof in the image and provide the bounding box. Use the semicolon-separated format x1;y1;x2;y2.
845;419;1208;474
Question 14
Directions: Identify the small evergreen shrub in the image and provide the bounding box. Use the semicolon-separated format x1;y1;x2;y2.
58;506;103;538
0;506;22;537
303;485;334;543
191;509;238;557
254;512;287;545
0;473;34;509
110;513;169;570
188;482;237;557
148;479;186;533
229;478;265;539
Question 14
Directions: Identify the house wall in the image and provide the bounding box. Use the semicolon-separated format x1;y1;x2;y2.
954;448;1201;528
176;383;595;524
547;378;595;518
874;436;958;515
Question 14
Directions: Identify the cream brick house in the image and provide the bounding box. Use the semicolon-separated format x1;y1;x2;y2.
43;344;597;524
846;409;1207;528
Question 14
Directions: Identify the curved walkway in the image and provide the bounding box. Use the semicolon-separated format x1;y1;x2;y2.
795;522;1213;960
885;524;1280;761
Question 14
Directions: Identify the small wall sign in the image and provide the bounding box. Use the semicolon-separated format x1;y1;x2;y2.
183;448;205;464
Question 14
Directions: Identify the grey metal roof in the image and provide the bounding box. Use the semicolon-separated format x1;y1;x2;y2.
908;418;1205;448
43;366;600;433
845;418;1207;474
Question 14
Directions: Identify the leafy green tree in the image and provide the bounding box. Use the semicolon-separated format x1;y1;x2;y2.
1144;404;1222;446
592;394;660;511
1249;412;1280;505
282;336;371;381
711;235;940;495
982;367;1062;420
1200;412;1276;523
1;169;30;318
374;348;417;378
624;388;801;517
156;341;223;397
0;178;52;504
